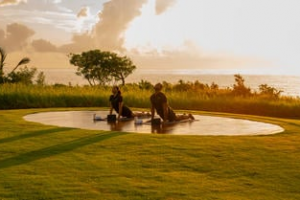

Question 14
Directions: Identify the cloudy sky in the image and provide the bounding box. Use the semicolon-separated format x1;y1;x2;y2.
1;0;300;75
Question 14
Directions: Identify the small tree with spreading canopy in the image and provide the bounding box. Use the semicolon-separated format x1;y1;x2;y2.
69;50;136;86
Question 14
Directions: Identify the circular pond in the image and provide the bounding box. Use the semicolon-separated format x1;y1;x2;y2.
23;110;284;136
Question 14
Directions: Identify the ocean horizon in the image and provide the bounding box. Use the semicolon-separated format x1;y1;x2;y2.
41;68;300;97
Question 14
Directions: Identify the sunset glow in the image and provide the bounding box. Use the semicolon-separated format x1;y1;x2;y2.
1;0;300;75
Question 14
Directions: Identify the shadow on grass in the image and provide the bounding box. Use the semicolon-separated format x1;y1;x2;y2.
0;127;75;144
0;131;127;169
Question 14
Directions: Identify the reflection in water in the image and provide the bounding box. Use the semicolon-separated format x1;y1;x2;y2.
151;124;163;134
23;110;284;136
150;121;195;134
107;120;133;132
107;120;161;133
104;117;196;134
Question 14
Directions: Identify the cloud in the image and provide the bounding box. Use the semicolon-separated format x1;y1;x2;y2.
0;0;84;36
77;6;89;18
59;32;95;53
0;0;27;7
92;0;148;51
2;23;35;52
52;0;62;3
130;49;251;70
127;40;259;70
32;39;58;52
2;0;149;54
155;0;176;15
1;0;149;54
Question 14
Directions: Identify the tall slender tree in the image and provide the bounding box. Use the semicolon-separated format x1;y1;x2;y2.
0;47;7;83
0;46;32;84
10;57;30;73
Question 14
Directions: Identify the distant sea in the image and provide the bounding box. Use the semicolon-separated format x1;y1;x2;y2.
42;68;300;97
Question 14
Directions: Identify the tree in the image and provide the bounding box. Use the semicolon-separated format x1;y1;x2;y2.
0;46;44;85
69;50;136;86
232;74;251;96
7;66;37;84
69;50;109;86
109;55;136;85
138;79;153;90
0;47;7;83
259;84;282;98
36;71;46;86
0;46;33;84
10;57;30;73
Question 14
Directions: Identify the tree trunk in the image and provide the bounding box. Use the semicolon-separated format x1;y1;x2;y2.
121;74;125;86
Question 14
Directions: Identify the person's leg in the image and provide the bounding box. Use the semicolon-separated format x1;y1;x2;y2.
189;113;195;120
122;106;134;118
175;114;189;121
168;109;177;122
133;111;151;118
175;113;195;121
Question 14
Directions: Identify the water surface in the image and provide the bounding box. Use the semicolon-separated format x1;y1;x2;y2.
42;68;300;97
24;110;284;136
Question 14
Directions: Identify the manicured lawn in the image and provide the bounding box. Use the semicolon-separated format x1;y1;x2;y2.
0;108;300;200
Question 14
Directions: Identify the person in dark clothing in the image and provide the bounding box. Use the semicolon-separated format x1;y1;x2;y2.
150;83;194;123
109;86;134;120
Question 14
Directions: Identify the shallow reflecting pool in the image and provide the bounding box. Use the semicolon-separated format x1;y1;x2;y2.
23;110;284;136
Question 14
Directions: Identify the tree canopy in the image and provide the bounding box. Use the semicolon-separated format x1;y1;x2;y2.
69;50;136;86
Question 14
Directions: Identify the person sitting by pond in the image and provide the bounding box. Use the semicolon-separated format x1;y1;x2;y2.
150;83;194;123
109;86;134;120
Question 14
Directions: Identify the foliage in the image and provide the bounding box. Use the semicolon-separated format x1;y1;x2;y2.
10;57;30;73
1;81;300;119
36;71;46;86
0;46;43;84
69;50;136;86
232;74;252;96
0;84;111;109
138;79;153;90
0;47;7;83
259;84;282;98
6;66;37;84
173;79;210;92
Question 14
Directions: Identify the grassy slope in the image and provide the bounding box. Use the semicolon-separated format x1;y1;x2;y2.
0;108;300;200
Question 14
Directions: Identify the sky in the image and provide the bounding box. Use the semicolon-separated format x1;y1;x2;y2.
1;0;300;75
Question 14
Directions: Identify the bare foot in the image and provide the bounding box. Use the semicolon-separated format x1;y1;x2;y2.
189;114;195;120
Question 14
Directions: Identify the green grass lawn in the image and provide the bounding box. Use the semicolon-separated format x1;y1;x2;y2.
1;108;300;200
